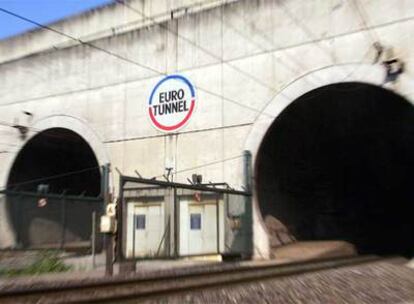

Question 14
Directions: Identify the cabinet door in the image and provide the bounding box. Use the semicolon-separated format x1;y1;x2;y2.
187;204;217;255
133;205;164;257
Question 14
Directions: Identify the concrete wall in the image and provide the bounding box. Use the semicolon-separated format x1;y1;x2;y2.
0;0;413;256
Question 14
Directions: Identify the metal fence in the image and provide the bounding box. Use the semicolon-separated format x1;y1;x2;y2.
4;190;104;252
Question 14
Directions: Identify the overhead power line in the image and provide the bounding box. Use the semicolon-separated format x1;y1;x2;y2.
349;0;381;46
1;12;412;109
1;166;100;192
277;0;337;64
213;6;323;86
117;0;356;119
0;3;393;138
116;0;360;121
0;120;91;142
0;7;276;119
114;0;279;94
155;154;244;179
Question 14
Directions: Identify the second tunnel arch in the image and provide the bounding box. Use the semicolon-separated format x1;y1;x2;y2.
253;81;414;257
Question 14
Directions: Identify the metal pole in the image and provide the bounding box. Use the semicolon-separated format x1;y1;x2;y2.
132;214;136;259
60;197;67;250
16;193;22;247
216;193;220;254
103;164;114;276
243;150;253;193
174;187;179;257
117;176;125;262
91;211;96;269
168;187;175;257
243;150;254;257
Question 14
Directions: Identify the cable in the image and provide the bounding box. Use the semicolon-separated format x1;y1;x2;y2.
0;3;392;145
252;49;375;123
0;3;404;198
1;166;100;192
349;0;381;46
277;0;337;65
155;154;243;178
114;0;279;95
0;120;92;143
117;0;353;126
213;6;323;86
0;5;382;151
2;12;412;110
0;5;410;116
0;7;276;119
209;3;333;123
0;142;20;147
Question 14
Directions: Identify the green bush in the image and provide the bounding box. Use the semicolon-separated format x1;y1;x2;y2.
0;251;71;277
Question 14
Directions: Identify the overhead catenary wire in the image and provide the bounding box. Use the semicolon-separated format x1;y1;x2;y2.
0;1;386;123
104;0;350;121
114;0;279;95
0;7;276;119
0;120;94;143
0;2;391;181
0;166;100;192
252;48;376;123
115;0;353;122
0;142;20;147
0;5;280;126
154;154;244;179
348;0;381;46
0;3;384;149
277;0;338;65
250;0;381;123
0;10;411;110
0;2;389;130
5;0;342;122
0;154;243;192
210;5;324;86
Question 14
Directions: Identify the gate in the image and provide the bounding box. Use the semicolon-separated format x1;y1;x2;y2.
4;190;104;252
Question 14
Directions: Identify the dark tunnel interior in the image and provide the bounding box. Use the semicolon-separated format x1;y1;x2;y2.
7;128;101;196
256;82;414;257
7;128;101;248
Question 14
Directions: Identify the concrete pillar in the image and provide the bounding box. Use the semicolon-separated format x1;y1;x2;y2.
0;194;16;248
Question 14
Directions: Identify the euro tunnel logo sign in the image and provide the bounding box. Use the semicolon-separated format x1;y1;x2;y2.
148;75;196;132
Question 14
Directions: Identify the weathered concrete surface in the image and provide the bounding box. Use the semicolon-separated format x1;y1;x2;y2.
0;0;413;255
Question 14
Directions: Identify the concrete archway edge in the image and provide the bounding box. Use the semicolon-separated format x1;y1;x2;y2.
244;63;414;259
0;115;109;248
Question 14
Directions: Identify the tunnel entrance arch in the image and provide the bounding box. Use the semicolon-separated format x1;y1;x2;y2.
255;82;414;257
6;128;103;249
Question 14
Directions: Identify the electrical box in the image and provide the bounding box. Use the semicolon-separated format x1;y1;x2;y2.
100;215;117;233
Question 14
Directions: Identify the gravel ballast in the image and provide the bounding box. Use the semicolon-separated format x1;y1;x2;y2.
139;260;414;304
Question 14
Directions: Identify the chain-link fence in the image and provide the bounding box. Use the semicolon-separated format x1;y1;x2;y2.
4;190;104;253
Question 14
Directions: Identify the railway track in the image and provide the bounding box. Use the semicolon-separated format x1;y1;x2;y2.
0;255;392;303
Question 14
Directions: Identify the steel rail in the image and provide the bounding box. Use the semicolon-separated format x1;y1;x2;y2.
0;255;391;303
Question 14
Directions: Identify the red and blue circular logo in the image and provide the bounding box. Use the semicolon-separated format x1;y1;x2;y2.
148;75;196;132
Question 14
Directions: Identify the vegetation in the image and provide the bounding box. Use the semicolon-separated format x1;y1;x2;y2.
0;251;71;277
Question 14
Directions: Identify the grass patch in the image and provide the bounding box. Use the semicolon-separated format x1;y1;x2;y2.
0;251;71;277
